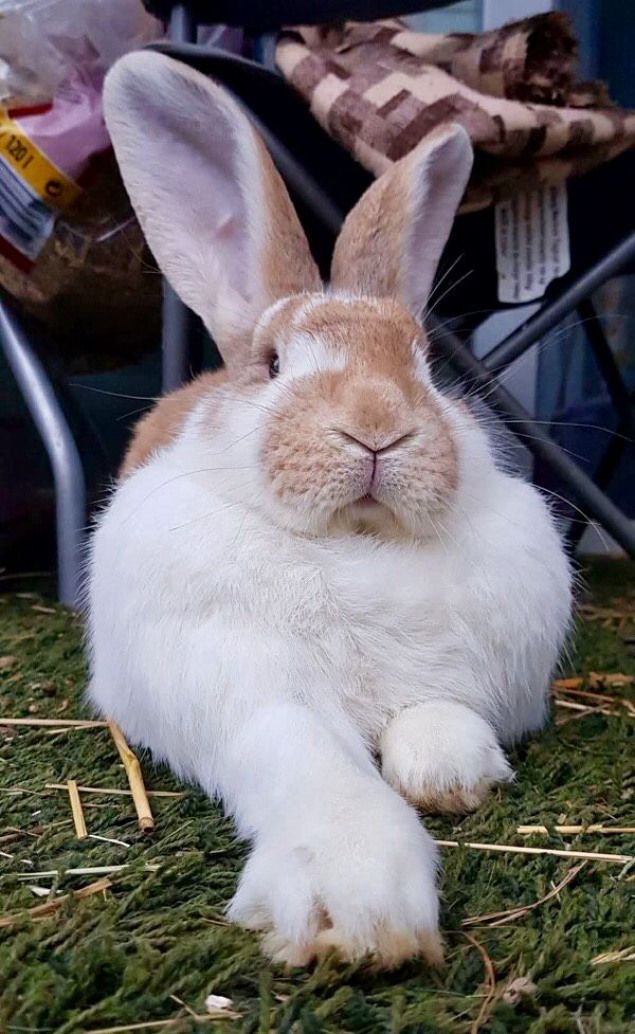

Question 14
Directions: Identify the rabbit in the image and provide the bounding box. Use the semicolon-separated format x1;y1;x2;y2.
87;51;572;969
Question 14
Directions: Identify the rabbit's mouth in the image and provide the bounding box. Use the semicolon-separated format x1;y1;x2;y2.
342;492;403;528
334;494;412;540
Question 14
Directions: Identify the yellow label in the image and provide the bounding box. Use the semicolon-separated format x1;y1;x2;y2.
0;110;82;210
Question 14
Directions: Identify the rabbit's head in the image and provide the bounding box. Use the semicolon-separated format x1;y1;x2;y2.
104;53;474;539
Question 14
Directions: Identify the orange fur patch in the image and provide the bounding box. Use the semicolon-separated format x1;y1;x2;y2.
119;369;228;478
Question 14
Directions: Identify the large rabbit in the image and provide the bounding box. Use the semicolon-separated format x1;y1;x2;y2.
88;52;572;968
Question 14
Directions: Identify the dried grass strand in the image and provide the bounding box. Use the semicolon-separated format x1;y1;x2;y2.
0;878;111;928
517;824;635;835
0;717;107;728
107;721;154;833
464;931;496;1033
45;783;183;798
67;780;88;840
463;862;586;927
435;839;632;864
591;946;635;965
555;685;635;711
553;699;624;718
14;864;161;879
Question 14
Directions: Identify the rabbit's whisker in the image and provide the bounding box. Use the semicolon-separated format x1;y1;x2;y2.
426;253;465;311
454;312;632;409
424;268;474;321
169;497;246;532
70;384;161;402
119;465;257;527
431;310;632;410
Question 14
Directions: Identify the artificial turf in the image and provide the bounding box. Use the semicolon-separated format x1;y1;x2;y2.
0;560;633;1033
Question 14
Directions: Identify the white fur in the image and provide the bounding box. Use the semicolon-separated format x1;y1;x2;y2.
381;701;513;809
92;53;572;965
282;330;347;379
88;388;571;961
411;339;433;386
256;295;295;333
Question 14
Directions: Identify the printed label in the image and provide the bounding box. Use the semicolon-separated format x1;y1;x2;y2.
0;159;55;262
0;109;82;268
495;183;571;304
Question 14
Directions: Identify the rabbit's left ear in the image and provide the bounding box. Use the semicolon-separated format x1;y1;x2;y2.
103;52;321;365
331;124;472;317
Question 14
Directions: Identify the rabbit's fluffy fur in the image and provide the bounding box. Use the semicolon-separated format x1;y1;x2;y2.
88;53;572;968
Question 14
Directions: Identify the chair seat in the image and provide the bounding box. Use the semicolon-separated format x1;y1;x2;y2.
143;0;448;33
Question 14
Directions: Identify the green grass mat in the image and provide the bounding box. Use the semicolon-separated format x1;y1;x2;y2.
1;561;633;1033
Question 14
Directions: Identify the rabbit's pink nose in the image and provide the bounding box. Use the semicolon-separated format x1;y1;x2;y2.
337;429;414;454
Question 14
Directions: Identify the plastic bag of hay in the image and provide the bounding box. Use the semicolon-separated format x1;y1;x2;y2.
0;0;163;371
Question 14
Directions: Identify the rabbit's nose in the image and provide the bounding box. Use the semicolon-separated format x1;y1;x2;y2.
336;429;415;454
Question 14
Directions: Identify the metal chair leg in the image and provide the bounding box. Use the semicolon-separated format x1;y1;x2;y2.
578;298;635;438
564;299;634;550
161;282;200;392
168;4;196;43
0;301;87;608
565;430;629;552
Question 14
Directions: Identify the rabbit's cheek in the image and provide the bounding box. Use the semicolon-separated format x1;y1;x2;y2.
375;433;458;534
262;421;333;512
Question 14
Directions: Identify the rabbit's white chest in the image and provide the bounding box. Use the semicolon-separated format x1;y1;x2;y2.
90;451;570;759
245;533;454;733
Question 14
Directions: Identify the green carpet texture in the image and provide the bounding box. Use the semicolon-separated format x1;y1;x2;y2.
1;560;633;1033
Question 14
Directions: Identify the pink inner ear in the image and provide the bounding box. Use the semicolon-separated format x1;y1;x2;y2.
178;114;251;299
122;78;254;316
105;54;319;355
402;129;473;316
216;214;236;238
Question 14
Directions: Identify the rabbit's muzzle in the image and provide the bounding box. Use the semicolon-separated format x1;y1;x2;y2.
261;370;459;538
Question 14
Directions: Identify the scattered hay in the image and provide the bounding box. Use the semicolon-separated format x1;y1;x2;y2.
591;946;635;966
464;932;496;1033
67;779;88;840
108;721;155;833
0;878;111;928
1;560;633;1030
463;862;586;927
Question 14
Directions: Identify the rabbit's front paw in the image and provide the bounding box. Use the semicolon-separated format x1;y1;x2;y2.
228;797;442;969
381;700;512;814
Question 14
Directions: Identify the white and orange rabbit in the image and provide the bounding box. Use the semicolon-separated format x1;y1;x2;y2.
88;52;572;968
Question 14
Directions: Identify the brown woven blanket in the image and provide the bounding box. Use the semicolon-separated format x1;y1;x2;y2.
276;14;635;212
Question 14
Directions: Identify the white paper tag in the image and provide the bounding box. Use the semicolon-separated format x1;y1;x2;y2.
495;183;570;304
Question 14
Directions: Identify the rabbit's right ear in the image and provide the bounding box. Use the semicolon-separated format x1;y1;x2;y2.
331;124;472;318
103;52;321;365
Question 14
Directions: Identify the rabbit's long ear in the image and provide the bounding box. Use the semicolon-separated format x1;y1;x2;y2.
331;125;472;318
103;52;321;364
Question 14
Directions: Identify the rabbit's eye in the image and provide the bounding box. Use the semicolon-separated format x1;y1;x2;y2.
268;353;280;379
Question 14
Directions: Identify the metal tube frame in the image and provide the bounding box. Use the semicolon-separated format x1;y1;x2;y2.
0;301;87;607
578;297;635;439
483;233;635;375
